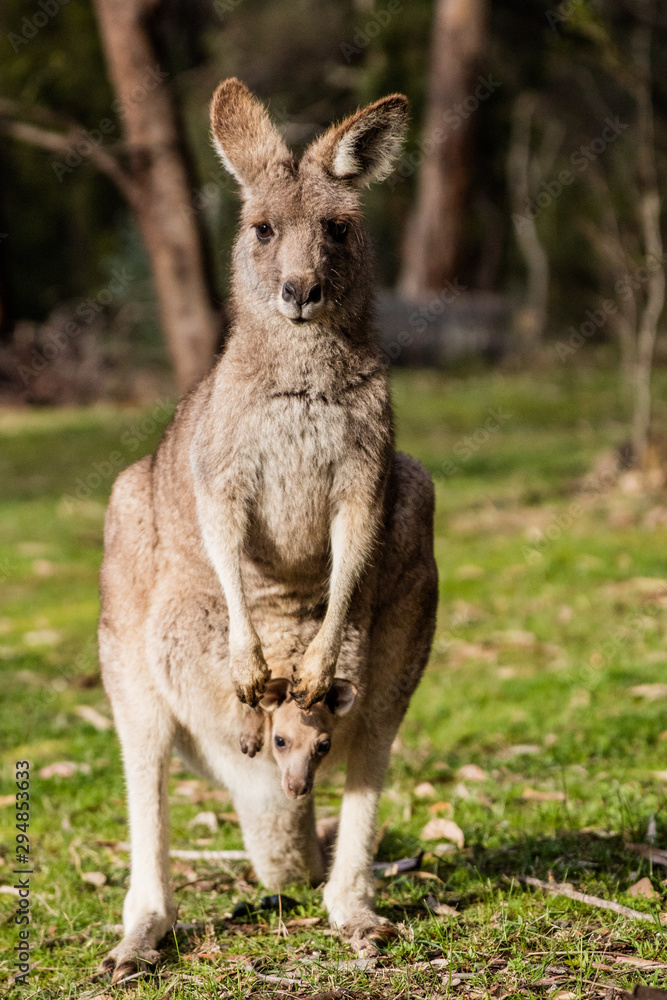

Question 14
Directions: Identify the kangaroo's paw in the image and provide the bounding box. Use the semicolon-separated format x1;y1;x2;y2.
239;707;265;757
98;935;161;985
338;912;399;958
291;643;336;708
231;644;271;707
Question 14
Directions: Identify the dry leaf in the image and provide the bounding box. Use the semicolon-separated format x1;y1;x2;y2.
76;705;113;731
428;801;452;814
414;781;436;799
432;843;457;857
457;764;486;782
39;761;91;778
631;684;667;701
605;577;667;603
628;877;658;899
81;871;107;887
491;629;537;648
424;893;458;917
454;564;484;580
420;818;464;848
23;629;62;646
521;787;566;803
188;811;218;834
286;916;321;928
218;812;239;824
551;992;577;1000
498;744;541;759
0;886;21;896
0;795;16;807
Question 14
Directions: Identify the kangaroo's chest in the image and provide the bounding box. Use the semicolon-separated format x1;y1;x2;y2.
249;395;353;568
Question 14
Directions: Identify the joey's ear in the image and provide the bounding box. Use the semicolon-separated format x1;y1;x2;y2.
259;678;291;712
210;77;291;189
324;679;358;717
304;94;409;187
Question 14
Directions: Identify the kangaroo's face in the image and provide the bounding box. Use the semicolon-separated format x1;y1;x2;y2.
210;78;408;328
236;175;367;325
259;678;357;799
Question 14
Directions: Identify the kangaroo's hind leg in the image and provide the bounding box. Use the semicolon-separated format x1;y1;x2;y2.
98;654;177;984
323;452;438;955
98;457;178;983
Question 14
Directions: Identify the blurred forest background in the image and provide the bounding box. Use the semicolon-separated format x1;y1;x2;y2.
5;5;667;993
0;0;665;467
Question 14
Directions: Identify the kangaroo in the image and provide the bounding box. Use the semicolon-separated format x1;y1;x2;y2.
99;78;438;983
239;677;358;798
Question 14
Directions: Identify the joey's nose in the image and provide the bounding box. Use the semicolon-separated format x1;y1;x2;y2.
286;777;311;798
281;280;322;307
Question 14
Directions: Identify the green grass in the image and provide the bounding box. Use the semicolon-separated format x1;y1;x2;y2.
2;361;667;998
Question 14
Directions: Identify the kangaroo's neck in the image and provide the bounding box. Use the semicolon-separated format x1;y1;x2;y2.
225;300;383;397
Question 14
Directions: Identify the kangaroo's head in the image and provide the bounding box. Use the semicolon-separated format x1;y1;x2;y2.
258;677;357;799
210;78;408;330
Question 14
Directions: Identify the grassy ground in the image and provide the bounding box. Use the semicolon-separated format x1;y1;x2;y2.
2;360;667;998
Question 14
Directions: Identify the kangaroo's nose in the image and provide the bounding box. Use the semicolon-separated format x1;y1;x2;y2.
282;280;322;307
287;777;311;798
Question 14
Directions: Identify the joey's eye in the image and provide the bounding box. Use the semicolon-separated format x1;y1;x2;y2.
327;220;348;242
317;739;331;756
274;735;286;749
255;223;274;242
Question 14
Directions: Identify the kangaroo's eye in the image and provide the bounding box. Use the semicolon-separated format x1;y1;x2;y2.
255;223;274;242
317;739;331;756
274;735;286;749
327;220;348;242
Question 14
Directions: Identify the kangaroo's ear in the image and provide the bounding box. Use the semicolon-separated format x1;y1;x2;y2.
259;677;291;712
305;94;409;187
324;679;358;717
210;77;291;189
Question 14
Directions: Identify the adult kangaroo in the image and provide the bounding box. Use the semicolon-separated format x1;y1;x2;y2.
99;79;438;983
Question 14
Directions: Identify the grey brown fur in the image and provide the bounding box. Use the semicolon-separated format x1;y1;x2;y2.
98;78;438;983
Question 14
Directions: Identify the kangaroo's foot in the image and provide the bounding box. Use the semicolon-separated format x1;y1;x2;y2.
98;913;171;984
338;910;399;958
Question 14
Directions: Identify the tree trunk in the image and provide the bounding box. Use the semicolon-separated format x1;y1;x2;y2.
507;94;549;347
92;0;218;395
630;12;664;468
399;0;487;296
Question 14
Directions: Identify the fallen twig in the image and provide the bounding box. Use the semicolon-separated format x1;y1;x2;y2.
626;843;667;867
170;849;249;861
246;962;301;986
517;876;662;922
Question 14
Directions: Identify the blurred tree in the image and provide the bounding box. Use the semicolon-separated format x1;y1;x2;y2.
91;0;218;393
398;0;488;295
0;0;122;332
0;0;219;392
566;0;665;466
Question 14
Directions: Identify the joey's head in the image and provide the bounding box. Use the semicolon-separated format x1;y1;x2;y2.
258;677;357;799
209;78;408;331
